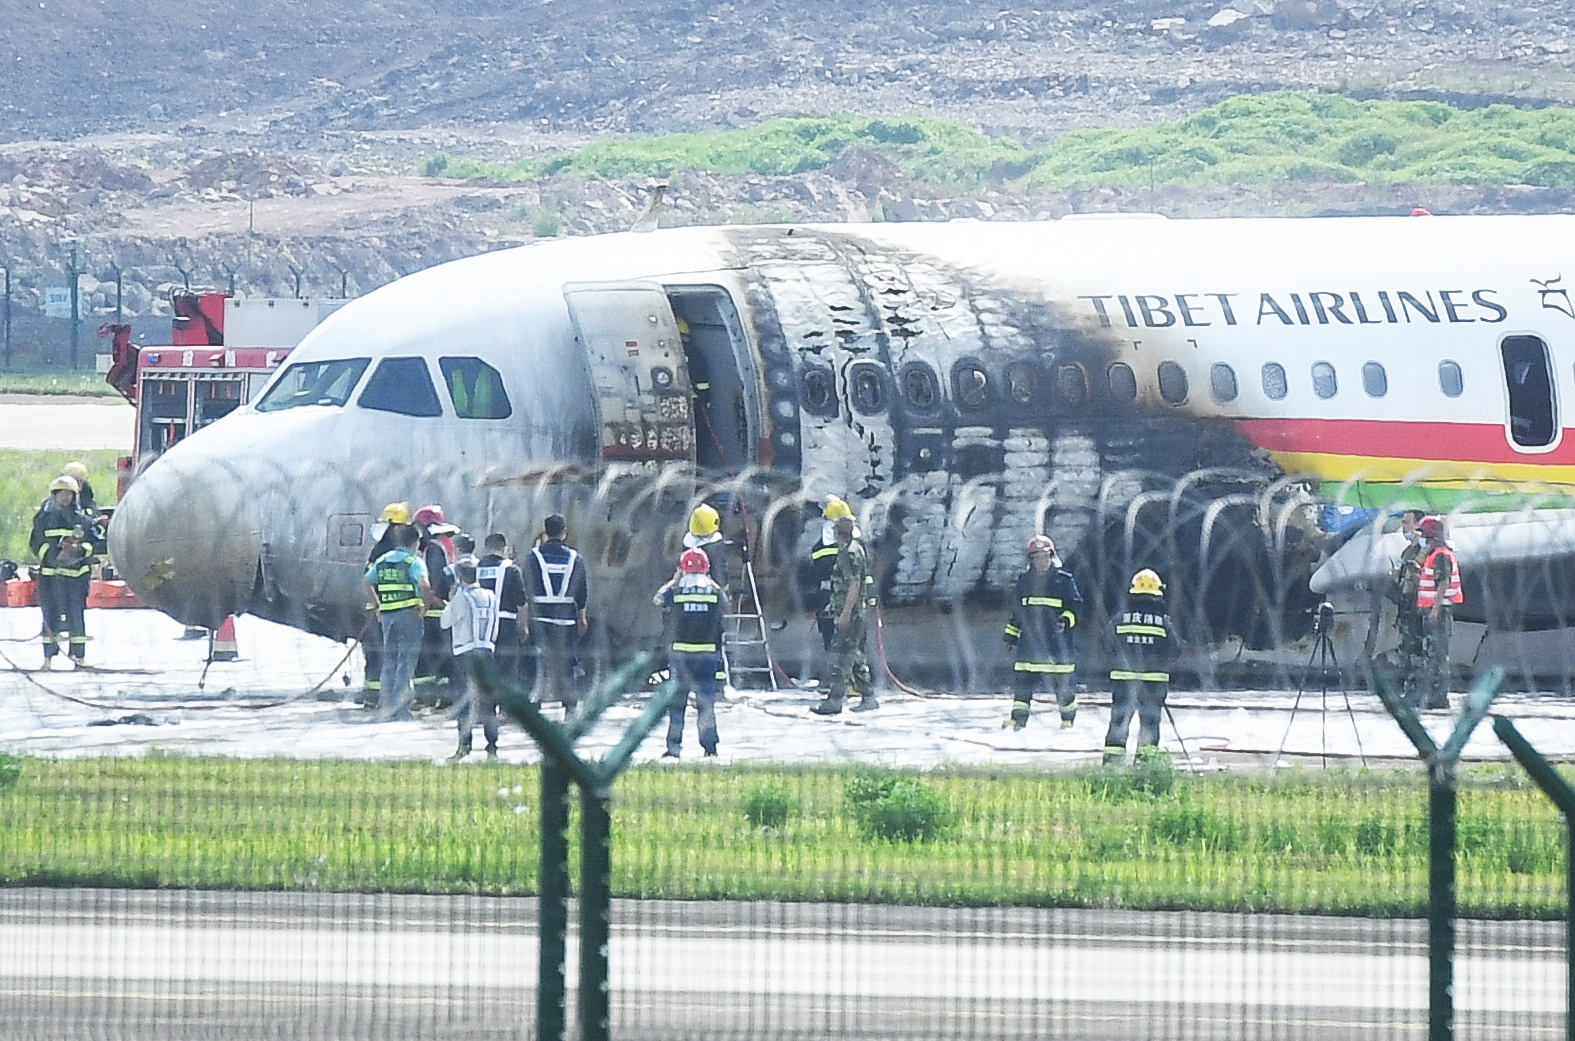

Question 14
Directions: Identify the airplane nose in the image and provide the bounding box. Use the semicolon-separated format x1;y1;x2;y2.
110;441;261;630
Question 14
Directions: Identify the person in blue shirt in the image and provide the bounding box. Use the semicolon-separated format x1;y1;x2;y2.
653;548;728;758
363;524;438;721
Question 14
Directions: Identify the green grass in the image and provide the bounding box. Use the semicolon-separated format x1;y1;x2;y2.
426;92;1575;193
0;372;119;397
0;449;120;563
0;757;1564;918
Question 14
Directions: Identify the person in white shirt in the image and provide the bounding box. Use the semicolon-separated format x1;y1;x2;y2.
441;560;501;760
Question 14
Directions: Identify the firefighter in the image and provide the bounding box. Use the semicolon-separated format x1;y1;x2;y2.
413;504;456;702
1104;568;1173;765
363;523;438;721
801;498;852;655
810;514;877;715
1415;515;1461;710
477;532;527;687
62;462;98;517
654;547;728;758
360;501;413;707
1390;509;1426;705
682;502;729;589
525;513;589;716
1002;534;1083;730
30;476;96;667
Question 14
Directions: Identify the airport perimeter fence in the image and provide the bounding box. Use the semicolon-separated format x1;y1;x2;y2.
0;752;1568;1040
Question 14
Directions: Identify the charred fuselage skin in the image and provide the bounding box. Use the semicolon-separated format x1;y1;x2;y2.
112;224;1320;687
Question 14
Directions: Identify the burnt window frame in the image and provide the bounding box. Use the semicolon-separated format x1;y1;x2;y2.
1311;361;1338;400
1106;362;1138;404
899;362;941;414
847;360;889;416
1052;362;1088;407
800;366;838;417
1500;335;1559;449
1438;359;1464;399
1261;362;1288;401
1209;362;1238;404
1003;360;1041;406
1157;361;1189;405
356;356;444;418
951;359;991;411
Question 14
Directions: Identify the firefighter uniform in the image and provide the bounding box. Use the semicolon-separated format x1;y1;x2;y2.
361;503;413;706
1104;571;1173;764
30;483;96;665
801;531;840;651
527;536;588;712
1002;560;1083;729
812;521;876;714
661;555;728;757
1416;522;1461;711
477;550;527;686
365;543;429;721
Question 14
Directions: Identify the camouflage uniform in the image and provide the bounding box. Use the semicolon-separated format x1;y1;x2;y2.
821;537;874;711
1392;539;1425;705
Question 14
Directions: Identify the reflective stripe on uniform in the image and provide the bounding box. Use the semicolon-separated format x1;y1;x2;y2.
673;593;719;604
1110;669;1170;682
810;546;838;560
1014;661;1075;674
1022;595;1063;608
1116;624;1168;638
1003;624;1021;639
530;546;580;605
42;528;75;538
672;641;718;653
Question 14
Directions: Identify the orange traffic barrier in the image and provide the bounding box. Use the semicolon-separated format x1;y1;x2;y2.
210;615;239;661
87;580;142;609
6;580;36;608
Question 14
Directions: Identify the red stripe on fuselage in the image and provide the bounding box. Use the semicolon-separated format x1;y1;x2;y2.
1234;418;1564;466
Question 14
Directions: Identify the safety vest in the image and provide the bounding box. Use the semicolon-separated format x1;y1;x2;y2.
477;559;516;619
1416;546;1463;608
670;587;723;654
372;549;423;611
531;545;581;625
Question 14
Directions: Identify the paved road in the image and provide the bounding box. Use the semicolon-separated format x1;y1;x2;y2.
0;889;1560;1039
0;394;132;450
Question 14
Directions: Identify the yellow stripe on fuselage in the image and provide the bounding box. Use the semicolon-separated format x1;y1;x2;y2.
1266;450;1575;489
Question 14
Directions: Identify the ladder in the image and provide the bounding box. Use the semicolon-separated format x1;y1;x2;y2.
722;550;779;691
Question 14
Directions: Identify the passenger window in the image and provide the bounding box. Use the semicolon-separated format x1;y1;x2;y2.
1438;360;1464;398
1157;361;1188;405
1362;361;1388;398
849;362;887;415
1054;364;1087;406
1007;361;1040;404
356;357;443;417
256;358;370;412
901;364;939;411
1209;363;1237;403
1106;362;1137;403
439;357;512;419
953;362;990;410
1501;335;1557;447
1262;362;1288;401
801;368;836;416
1312;361;1338;400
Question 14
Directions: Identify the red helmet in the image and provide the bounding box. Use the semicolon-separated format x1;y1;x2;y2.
680;548;710;575
1418;515;1445;539
1027;534;1055;556
414;504;445;526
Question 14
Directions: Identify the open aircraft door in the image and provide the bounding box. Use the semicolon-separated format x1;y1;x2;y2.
564;281;695;465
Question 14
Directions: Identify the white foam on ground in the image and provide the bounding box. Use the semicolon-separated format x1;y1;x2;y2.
2;606;1573;768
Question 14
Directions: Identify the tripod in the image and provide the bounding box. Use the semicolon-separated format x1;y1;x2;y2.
1272;602;1367;771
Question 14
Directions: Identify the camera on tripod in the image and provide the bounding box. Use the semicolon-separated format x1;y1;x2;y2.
1314;601;1335;634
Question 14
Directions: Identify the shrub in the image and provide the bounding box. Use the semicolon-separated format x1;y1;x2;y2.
532;210;563;238
845;768;900;807
422;153;451;177
1130;747;1175;797
848;774;951;843
741;780;798;829
0;754;20;790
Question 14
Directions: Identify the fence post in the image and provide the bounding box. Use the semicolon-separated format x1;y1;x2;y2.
68;245;80;371
537;761;571;1041
1491;715;1575;1041
2;265;10;371
580;789;613;1041
1372;668;1502;1041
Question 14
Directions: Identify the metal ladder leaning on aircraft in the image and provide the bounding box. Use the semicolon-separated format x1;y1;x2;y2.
722;547;779;691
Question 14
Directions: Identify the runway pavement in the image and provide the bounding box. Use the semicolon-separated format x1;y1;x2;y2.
0;888;1560;1040
0;394;132;450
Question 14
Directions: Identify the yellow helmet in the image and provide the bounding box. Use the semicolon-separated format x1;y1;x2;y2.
823;496;854;522
63;461;89;483
380;501;413;525
49;475;79;494
689;503;720;537
1129;569;1164;596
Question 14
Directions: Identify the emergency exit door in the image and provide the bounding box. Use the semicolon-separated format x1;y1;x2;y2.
563;282;695;464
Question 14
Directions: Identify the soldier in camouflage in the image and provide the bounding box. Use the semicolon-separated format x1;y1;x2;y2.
811;515;877;715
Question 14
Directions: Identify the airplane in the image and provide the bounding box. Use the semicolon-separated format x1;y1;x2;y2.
106;213;1575;687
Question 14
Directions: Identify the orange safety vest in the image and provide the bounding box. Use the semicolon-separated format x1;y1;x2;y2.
1416;545;1463;609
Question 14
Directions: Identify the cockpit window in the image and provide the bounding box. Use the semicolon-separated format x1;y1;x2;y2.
357;356;444;418
439;357;512;419
255;358;370;412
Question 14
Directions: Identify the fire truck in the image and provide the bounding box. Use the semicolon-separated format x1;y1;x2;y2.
103;291;345;497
